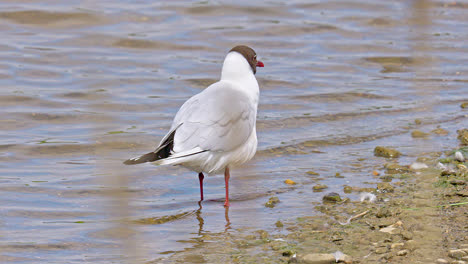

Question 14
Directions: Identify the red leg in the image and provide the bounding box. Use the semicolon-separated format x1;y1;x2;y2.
224;167;230;207
198;172;204;201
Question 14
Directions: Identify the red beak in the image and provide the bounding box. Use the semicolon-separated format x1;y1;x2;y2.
256;61;264;67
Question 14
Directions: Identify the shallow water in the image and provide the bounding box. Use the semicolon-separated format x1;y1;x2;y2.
0;0;467;263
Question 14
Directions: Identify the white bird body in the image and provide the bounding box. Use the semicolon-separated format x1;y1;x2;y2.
124;45;264;206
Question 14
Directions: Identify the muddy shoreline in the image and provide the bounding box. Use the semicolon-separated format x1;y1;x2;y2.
157;134;468;264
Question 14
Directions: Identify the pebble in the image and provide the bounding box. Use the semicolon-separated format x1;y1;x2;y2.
322;192;342;203
449;249;467;260
449;179;466;186
391;242;405;249
377;182;394;193
384;163;410;174
432;127;449;135
375;247;389;254
401;230;414;240
265;197;280;208
285;179;296;185
411;130;430;138
374;146;402;158
396;249;409;256
458;129;468;145
343;185;353;193
313;184;328;192
296;253;335;264
275;220;284;228
410;162;428;170
436;259;448;264
296;252;353;264
380;221;402;234
455;151;466;162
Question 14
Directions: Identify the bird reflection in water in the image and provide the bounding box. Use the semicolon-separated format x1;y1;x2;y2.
195;201;231;235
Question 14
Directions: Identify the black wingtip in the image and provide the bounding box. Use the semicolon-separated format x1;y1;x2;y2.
123;152;158;165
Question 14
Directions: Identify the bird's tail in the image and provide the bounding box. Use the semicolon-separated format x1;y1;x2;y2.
123;124;180;165
123;151;159;165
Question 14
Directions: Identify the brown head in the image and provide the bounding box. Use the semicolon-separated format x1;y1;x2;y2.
229;45;264;74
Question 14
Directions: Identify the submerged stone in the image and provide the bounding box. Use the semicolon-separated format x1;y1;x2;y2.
374;146;401;158
275;220;284;228
384;163;410;174
285;179;297;185
432;127;449;136
265;196;280;208
411;130;430;138
322;192;342;203
458;129;468;145
343;185;353;193
313;184;328;192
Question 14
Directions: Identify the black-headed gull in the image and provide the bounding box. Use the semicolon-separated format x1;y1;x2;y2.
124;45;264;207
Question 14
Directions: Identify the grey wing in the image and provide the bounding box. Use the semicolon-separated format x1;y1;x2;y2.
171;82;256;153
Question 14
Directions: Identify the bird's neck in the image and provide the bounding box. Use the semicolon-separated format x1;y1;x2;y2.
220;52;259;104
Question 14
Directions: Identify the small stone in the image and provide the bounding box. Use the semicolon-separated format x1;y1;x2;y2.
458;129;468;145
449;249;467;260
343;185;353;193
322;192;342;203
396;249;409;256
376;208;392;218
449;179;466;186
374;146;402;158
275;220;284;228
401;230;413;240
455;151;466;162
255;230;269;240
432;127;449;135
285;179;296;185
411;130;430;138
372;170;380;176
461;102;468;108
384;163;410;174
391;242;405;249
414;119;422;125
377;182;394;193
436;259;448;264
380;221;402;234
335;172;344;178
375;247;389;254
306;171;320;176
298;253;335;264
313;184;328;192
265;197;280;208
410;162;428;170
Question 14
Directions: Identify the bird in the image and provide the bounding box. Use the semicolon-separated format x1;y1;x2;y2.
124;45;264;207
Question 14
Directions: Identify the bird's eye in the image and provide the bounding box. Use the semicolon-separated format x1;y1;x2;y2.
253;55;257;60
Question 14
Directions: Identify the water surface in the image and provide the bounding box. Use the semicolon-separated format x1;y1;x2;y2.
1;0;467;263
